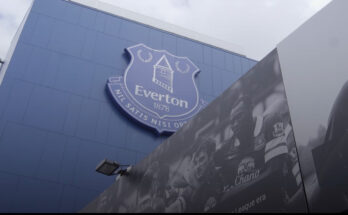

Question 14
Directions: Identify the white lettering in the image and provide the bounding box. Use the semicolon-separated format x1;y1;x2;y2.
135;85;143;96
171;97;179;106
151;92;159;101
180;100;188;109
159;94;165;101
151;118;171;128
115;90;126;102
151;118;158;125
134;85;189;109
125;102;148;121
235;170;260;186
144;89;151;98
174;121;186;129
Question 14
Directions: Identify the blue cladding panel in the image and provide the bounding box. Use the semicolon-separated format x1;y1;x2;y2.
104;14;122;36
2;80;34;122
200;94;215;104
119;20;150;43
59;185;79;213
48;21;87;57
93;33;131;69
136;152;148;164
0;123;46;177
58;137;81;185
14;178;63;213
212;67;223;96
75;98;100;141
6;43;33;80
241;58;252;74
78;7;97;29
117;148;137;166
222;70;238;92
54;57;95;97
94;12;107;32
23;86;70;132
177;38;203;63
74;188;100;212
24;47;51;84
61;2;82;24
148;29;163;50
0;78;14;119
94;103;112;143
63;96;83;136
235;57;243;75
212;49;225;69
0;0;257;212
203;46;212;65
19;12;39;44
30;15;55;48
0;172;19;213
36;132;67;182
197;64;213;95
81;30;98;60
106;109;129;148
41;52;63;87
225;52;236;73
162;33;177;54
89;64;115;103
126;125;159;154
32;0;67;19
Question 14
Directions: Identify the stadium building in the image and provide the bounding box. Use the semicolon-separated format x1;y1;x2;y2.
0;0;257;212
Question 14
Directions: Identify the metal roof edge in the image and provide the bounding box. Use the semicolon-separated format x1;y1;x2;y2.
68;0;247;57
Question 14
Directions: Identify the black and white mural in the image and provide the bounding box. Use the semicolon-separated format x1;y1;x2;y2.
80;49;308;213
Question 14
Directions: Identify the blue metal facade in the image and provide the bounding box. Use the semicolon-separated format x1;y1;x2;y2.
0;0;257;212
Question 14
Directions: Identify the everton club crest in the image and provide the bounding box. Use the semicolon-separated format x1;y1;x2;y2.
107;44;206;133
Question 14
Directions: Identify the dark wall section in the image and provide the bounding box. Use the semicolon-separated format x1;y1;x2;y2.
310;82;348;211
277;0;348;212
81;49;308;213
0;0;256;212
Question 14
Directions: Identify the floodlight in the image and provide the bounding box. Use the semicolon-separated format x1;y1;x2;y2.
96;159;129;176
0;59;4;71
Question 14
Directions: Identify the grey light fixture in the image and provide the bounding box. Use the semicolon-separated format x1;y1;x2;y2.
0;59;4;71
96;159;130;176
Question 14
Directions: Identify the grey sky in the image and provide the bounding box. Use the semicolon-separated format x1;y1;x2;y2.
0;0;332;61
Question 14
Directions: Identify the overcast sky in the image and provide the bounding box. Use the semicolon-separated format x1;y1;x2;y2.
0;0;332;61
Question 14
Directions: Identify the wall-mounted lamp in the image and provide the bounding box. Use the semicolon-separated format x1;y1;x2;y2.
96;159;130;176
0;59;4;70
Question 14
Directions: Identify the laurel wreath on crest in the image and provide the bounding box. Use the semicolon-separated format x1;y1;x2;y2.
175;61;190;74
137;49;153;63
